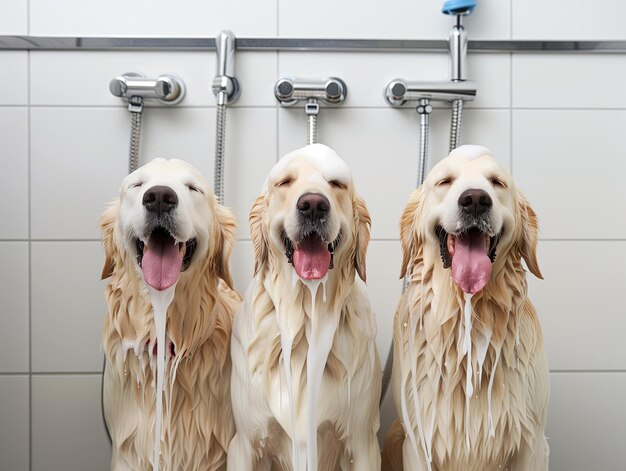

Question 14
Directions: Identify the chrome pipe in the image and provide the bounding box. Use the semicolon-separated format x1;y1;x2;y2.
449;16;468;82
384;79;476;107
275;77;347;106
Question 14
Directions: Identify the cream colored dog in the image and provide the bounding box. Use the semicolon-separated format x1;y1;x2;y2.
100;158;240;470
228;144;381;470
382;145;549;471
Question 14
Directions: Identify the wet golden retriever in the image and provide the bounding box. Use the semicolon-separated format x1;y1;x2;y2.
382;145;549;471
228;144;381;470
100;158;240;470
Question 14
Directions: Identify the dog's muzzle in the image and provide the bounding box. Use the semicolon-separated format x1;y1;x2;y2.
282;192;340;280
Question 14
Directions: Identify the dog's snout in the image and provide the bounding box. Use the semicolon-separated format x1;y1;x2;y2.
143;185;178;216
297;193;330;220
458;189;492;217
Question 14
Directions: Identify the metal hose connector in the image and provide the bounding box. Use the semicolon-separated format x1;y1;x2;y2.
128;96;144;173
449;98;464;152
214;99;227;205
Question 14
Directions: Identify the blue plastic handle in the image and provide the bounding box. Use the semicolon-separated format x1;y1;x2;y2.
442;0;476;15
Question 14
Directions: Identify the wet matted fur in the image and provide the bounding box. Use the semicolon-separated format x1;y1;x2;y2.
228;144;381;470
100;158;241;470
382;146;549;471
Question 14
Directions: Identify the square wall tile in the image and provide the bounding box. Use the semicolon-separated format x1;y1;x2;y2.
365;241;402;367
0;107;28;239
512;110;626;239
31;51;277;108
30;0;277;36
528;241;626;371
279;0;510;39
230;240;254;297
548;373;626;470
32;375;111;471
0;243;29;372
31;242;107;372
30;108;129;239
277;52;510;109
0;0;27;35
513;55;626;109
513;0;626;40
0;52;28;105
0;376;29;471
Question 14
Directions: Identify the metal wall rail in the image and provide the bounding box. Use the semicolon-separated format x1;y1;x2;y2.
2;36;626;53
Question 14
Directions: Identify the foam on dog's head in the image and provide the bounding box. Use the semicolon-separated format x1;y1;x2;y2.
449;145;493;161
263;144;352;192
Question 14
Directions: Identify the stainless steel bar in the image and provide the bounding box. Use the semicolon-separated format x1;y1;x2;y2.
2;36;626;53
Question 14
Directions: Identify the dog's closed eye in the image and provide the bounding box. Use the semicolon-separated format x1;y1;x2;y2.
489;177;506;189
436;177;453;187
328;180;347;190
275;177;294;188
186;183;203;194
130;182;143;189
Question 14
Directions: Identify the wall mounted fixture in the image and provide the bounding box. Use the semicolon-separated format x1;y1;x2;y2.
109;72;186;172
275;77;347;145
212;31;240;206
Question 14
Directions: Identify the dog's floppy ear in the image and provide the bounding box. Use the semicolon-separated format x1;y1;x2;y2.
353;194;371;282
517;193;543;279
212;202;237;289
99;201;119;280
250;194;269;275
399;187;424;279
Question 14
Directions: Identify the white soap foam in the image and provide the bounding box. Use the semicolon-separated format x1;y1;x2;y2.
449;144;493;161
263;144;352;192
148;285;176;471
303;278;337;471
487;348;501;438
462;293;474;451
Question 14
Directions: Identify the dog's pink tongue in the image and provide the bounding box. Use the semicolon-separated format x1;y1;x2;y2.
141;232;182;291
451;231;492;294
293;235;331;280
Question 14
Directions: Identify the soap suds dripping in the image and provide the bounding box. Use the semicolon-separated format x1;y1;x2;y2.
462;292;473;451
304;277;335;471
148;284;176;471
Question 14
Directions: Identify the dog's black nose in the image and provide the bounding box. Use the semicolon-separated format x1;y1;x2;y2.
458;189;492;216
143;185;178;216
297;193;330;220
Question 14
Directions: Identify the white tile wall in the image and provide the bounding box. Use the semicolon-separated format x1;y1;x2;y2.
1;0;624;469
512;109;626;239
0;243;29;372
0;107;28;239
512;0;626;40
0;0;28;35
513;54;626;109
0;376;29;471
29;0;277;37
0;52;28;105
529;241;626;371
547;373;626;469
31;242;107;372
31;375;111;471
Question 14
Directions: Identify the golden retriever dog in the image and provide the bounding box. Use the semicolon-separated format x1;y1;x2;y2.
382;145;549;471
100;158;240;470
228;144;381;470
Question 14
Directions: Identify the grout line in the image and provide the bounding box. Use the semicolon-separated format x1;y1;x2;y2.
510;52;513;175
26;45;32;471
29;371;105;376
550;370;626;374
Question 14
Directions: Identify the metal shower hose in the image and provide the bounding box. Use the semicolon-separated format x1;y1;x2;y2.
128;95;144;173
214;101;227;205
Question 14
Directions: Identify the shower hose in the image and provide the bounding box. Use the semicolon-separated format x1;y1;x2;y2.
214;100;228;205
128;96;144;173
379;97;462;405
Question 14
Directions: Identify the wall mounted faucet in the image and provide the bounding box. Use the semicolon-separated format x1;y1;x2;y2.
110;72;186;173
275;77;347;145
212;30;240;205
